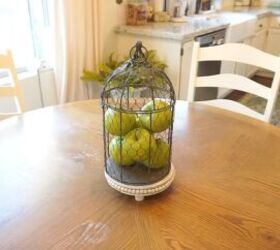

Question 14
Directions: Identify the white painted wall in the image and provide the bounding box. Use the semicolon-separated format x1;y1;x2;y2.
99;0;126;59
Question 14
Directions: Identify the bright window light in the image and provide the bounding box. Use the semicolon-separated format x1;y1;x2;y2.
0;0;52;70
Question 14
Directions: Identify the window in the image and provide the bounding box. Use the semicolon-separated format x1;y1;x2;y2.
0;0;51;70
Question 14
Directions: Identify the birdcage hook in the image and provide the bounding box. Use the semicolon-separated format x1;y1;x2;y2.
129;41;148;64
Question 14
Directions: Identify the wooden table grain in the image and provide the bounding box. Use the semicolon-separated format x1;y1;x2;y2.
0;100;280;250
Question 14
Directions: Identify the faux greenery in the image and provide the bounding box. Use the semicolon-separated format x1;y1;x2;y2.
81;50;167;84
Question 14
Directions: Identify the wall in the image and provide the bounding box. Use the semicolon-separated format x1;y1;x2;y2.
99;0;126;60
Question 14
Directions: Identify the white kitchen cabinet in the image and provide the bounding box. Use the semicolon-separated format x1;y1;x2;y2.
235;61;247;77
269;16;280;29
219;39;252;98
244;27;268;77
242;37;254;77
256;16;280;78
219;16;256;98
256;17;269;33
235;17;269;79
218;61;235;98
266;28;280;56
244;38;255;77
220;16;270;88
179;41;194;100
254;29;267;51
116;34;182;98
245;29;267;76
266;15;280;56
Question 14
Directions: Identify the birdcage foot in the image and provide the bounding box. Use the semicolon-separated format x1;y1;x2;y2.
135;195;144;202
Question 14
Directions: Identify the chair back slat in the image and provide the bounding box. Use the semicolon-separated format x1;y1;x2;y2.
199;43;279;72
188;42;280;123
197;74;271;100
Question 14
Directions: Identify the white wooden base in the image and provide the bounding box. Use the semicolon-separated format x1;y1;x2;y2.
105;164;175;201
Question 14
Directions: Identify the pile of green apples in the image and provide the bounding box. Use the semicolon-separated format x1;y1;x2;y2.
105;99;172;169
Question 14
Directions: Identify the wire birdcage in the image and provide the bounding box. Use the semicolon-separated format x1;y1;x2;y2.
101;41;176;201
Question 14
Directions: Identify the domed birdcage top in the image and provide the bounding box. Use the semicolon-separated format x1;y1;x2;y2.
101;41;175;112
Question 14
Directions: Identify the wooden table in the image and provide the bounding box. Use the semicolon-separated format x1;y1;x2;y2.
0;100;280;250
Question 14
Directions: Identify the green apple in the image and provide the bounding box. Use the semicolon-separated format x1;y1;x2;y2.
105;108;137;136
143;139;170;169
139;99;172;133
109;137;135;166
123;128;156;162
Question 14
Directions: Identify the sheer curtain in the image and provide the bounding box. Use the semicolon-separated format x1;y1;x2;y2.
52;0;100;103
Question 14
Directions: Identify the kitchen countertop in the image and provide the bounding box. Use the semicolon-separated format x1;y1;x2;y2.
115;13;257;42
115;7;279;42
115;15;229;42
230;7;280;18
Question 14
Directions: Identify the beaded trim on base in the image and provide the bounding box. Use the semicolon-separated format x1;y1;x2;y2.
104;164;175;201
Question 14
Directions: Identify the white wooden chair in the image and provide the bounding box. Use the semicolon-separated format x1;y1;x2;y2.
0;50;25;120
188;42;280;122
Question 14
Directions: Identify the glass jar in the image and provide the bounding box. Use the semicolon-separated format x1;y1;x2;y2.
127;0;149;25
